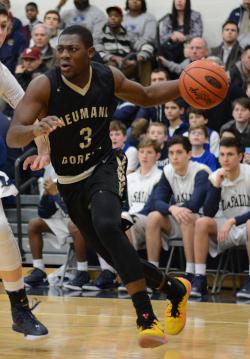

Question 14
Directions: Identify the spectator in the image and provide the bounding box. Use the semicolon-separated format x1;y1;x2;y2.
185;107;220;157
0;0;22;32
220;97;250;149
24;176;90;288
143;136;210;279
15;47;48;91
190;137;250;297
229;45;250;96
56;0;106;44
31;23;58;69
158;37;208;78
164;98;188;137
21;2;42;43
158;0;203;63
136;68;169;126
95;6;137;79
123;0;157;85
43;10;61;49
147;122;169;169
210;20;242;71
189;124;218;171
0;13;28;73
228;0;250;47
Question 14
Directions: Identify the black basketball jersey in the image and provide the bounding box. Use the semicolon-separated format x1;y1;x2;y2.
45;62;117;176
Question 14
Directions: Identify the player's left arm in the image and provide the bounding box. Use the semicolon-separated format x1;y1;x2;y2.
111;66;180;107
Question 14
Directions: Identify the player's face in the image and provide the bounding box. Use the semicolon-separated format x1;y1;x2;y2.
189;129;206;146
57;34;94;80
0;14;8;48
150;71;167;84
110;130;126;149
232;104;250;125
26;5;38;22
168;144;191;172
138;146;159;168
189;113;207;126
223;24;238;44
147;126;166;144
44;14;60;30
164;102;183;121
219;146;241;172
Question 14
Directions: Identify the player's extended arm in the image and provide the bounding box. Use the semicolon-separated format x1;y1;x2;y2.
111;66;180;107
6;75;63;149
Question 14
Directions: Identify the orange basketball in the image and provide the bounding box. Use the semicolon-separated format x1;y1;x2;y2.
179;59;229;109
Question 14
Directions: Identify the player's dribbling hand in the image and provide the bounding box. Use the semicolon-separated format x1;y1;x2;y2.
23;154;51;171
217;218;235;243
213;168;227;188
32;116;64;137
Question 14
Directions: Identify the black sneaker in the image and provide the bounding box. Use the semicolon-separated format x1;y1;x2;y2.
24;268;48;287
190;275;208;297
236;276;250;299
182;273;195;283
82;270;119;291
63;270;90;290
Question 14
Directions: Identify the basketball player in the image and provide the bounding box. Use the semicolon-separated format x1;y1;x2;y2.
0;4;48;339
7;25;190;348
190;137;250;297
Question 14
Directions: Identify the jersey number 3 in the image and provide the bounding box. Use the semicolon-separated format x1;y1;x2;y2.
80;127;92;149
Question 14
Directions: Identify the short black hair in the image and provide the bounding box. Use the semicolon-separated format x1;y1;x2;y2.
60;25;93;48
222;20;239;33
167;135;192;153
187;107;208;119
25;2;38;11
0;3;8;16
232;97;250;111
44;9;61;23
219;137;244;154
220;127;241;141
125;0;147;13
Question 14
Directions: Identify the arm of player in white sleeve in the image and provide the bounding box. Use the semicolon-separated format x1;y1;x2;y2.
0;62;24;109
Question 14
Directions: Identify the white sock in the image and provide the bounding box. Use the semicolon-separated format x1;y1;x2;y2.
77;261;88;271
149;260;159;268
3;277;24;292
195;263;206;276
33;259;45;271
185;262;195;274
98;255;116;273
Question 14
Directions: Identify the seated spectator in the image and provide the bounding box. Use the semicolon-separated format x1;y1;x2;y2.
109;120;138;174
15;47;48;90
43;10;61;49
21;2;42;43
190;137;250;298
147;122;169;169
31;23;58;69
229;45;250;97
220;97;250;149
189;124;218;171
158;0;203;63
164;98;188;138
228;0;250;48
136;68;169;126
56;0;106;44
185;107;220;157
0;12;28;73
24;176;90;288
0;0;22;32
220;127;242;140
95;6;137;79
143;136;210;279
123;0;157;85
210;20;242;71
158;37;208;79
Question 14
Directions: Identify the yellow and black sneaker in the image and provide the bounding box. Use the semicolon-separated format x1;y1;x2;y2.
165;277;191;335
137;317;168;348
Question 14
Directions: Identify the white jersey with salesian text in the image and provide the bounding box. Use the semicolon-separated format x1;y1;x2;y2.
209;163;250;218
0;62;24;108
164;161;211;206
127;165;162;214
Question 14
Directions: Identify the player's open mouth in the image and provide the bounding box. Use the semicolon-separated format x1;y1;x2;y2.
61;63;71;71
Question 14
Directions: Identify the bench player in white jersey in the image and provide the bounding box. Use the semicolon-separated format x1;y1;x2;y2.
191;137;250;298
0;4;48;339
144;136;211;280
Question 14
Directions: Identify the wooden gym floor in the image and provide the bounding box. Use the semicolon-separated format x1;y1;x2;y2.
1;285;250;359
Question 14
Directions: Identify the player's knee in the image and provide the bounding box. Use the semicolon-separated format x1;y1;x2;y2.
147;211;163;226
94;217;119;238
195;217;211;232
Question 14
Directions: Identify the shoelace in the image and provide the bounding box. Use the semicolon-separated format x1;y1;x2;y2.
169;299;181;318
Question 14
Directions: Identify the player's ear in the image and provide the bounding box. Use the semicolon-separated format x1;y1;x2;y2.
88;46;95;59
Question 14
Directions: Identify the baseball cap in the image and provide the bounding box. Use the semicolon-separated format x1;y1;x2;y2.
106;6;123;16
21;47;41;60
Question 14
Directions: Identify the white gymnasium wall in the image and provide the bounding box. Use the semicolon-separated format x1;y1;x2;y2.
13;0;241;47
